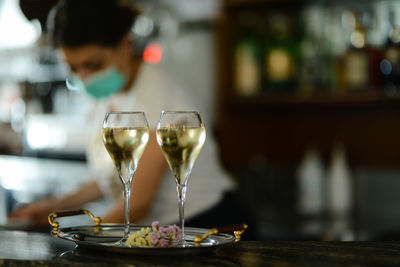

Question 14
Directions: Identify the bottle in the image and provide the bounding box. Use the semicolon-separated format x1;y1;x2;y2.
341;11;370;92
298;6;325;95
297;148;325;217
380;8;400;96
327;144;353;218
262;11;299;93
233;13;262;96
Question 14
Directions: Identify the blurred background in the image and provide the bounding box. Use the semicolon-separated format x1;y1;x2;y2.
1;0;400;241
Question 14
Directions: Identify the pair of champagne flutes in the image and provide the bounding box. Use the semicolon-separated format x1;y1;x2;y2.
102;111;206;247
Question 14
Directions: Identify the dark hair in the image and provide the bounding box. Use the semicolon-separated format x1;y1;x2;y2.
49;0;138;48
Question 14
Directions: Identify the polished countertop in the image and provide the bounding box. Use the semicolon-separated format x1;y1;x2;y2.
1;230;400;266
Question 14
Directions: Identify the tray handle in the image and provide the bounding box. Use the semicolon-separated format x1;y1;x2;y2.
194;224;248;244
48;209;102;236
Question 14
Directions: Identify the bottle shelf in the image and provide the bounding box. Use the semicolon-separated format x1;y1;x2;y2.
226;90;400;111
225;0;378;8
217;0;400;169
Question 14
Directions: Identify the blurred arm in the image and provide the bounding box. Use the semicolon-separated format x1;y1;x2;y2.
52;180;104;210
9;180;104;227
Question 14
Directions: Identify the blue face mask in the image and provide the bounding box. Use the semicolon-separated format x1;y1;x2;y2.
66;66;126;99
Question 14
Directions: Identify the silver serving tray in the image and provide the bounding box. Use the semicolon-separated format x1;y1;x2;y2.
55;224;236;255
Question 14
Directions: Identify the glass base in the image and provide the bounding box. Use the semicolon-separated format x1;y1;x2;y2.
175;239;190;248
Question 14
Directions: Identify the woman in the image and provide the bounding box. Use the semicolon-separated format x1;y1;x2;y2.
10;0;240;229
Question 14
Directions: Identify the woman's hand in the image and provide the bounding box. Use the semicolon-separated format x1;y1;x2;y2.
8;198;55;228
8;180;104;229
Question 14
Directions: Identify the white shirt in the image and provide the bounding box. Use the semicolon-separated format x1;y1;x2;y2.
85;63;235;224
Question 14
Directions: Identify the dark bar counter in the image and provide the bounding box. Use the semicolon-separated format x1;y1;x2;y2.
1;230;400;266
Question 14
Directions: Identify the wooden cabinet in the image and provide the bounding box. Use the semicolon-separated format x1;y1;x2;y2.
215;0;400;170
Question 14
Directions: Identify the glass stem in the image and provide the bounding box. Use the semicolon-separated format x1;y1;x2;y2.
177;184;187;242
122;181;132;241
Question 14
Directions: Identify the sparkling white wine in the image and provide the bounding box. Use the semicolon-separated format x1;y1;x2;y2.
156;126;206;185
102;127;149;183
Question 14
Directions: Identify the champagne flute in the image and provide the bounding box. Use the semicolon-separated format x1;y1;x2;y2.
102;112;149;244
156;111;206;247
